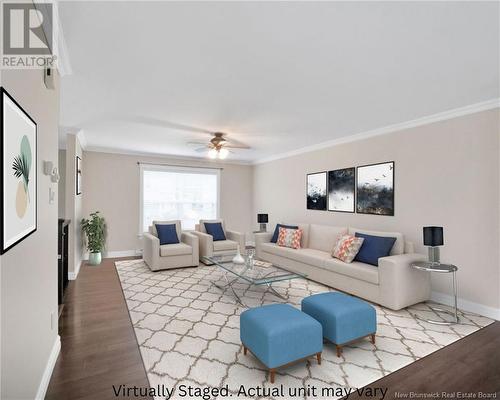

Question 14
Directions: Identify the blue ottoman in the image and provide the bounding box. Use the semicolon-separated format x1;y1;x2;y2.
240;304;322;383
301;292;376;357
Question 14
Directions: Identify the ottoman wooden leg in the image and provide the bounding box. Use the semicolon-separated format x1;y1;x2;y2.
243;346;247;355
316;352;322;365
336;345;342;357
269;369;276;384
370;334;376;344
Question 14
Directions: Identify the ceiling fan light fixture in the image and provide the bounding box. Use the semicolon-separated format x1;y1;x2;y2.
218;148;229;159
208;148;217;159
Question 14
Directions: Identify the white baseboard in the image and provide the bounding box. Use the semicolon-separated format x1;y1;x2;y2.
35;335;61;400
82;250;142;261
431;291;500;321
105;250;142;258
68;261;81;280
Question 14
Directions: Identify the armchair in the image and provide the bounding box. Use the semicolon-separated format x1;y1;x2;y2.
192;219;245;260
143;220;199;271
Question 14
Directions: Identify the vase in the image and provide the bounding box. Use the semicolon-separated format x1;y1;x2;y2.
89;251;102;265
232;245;245;264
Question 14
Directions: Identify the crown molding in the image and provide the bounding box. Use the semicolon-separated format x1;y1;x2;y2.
83;145;254;166
253;98;500;165
76;130;87;150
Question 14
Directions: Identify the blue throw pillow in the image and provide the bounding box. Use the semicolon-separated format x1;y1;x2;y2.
204;222;226;241
155;224;179;245
354;233;397;266
271;224;298;243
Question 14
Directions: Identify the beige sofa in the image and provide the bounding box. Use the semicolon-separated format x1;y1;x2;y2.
143;220;199;271
192;219;246;261
255;223;430;310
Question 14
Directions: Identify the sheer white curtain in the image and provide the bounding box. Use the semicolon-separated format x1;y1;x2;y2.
140;165;220;232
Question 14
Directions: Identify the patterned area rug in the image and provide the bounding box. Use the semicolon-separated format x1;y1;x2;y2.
115;259;492;400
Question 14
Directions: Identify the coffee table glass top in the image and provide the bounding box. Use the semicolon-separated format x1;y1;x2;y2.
202;254;306;285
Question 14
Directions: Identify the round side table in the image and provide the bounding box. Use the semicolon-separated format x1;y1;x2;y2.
411;261;459;325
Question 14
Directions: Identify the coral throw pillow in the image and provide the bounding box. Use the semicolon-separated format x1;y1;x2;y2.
277;227;302;249
332;235;365;263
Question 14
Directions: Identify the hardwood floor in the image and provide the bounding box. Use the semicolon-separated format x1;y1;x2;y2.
46;257;151;400
351;321;500;398
47;257;500;399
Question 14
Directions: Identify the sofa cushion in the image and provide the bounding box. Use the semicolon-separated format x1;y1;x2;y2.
332;234;364;263
152;220;181;239
271;224;298;243
354;233;397;266
282;223;310;248
155;223;180;245
213;239;238;252
321;258;379;284
309;224;348;253
204;222;226;241
199;219;225;233
349;227;404;255
277;227;302;249
160;242;193;257
260;243;331;268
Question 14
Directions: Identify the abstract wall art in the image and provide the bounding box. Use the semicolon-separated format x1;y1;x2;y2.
356;161;394;216
306;171;327;210
1;87;37;254
328;167;355;213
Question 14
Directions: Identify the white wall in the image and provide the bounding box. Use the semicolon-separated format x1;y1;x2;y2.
253;109;500;316
0;70;60;398
65;135;84;277
58;149;66;218
82;151;254;254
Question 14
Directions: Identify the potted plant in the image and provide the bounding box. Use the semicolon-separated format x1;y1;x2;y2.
81;211;106;265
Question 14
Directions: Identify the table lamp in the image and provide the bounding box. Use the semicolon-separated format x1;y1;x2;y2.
257;214;268;232
423;226;444;264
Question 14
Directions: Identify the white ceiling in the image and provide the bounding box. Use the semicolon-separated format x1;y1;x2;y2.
59;1;499;163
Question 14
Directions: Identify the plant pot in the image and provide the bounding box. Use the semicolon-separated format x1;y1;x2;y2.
88;251;102;265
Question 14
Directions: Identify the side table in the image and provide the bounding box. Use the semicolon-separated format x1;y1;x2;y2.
410;261;459;325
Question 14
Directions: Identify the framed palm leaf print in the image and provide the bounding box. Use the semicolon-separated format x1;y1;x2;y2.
1;87;37;254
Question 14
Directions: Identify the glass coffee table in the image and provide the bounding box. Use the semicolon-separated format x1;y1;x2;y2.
202;254;306;306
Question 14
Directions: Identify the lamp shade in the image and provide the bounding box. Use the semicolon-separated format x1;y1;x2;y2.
423;226;444;246
257;214;269;223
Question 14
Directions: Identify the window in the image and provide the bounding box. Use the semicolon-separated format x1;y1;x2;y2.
140;164;220;232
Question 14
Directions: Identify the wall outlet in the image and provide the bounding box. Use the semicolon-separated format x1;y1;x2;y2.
49;187;55;204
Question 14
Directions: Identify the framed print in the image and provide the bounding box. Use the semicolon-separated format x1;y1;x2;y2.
306;171;327;210
1;87;37;254
76;156;82;195
356;161;394;216
328;167;355;213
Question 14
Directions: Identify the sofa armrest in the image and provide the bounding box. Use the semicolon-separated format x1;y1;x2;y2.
143;232;160;268
191;231;213;257
255;232;273;258
226;230;245;251
181;232;199;266
378;253;430;310
404;241;415;253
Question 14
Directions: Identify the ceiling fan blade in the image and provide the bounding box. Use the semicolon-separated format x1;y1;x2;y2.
187;141;208;146
223;136;251;149
194;147;208;153
223;143;251;150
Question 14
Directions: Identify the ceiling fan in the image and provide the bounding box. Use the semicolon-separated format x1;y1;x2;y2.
188;132;250;159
